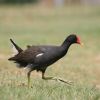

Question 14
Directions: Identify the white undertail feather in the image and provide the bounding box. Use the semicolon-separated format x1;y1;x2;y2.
12;45;18;56
16;63;21;68
24;64;33;70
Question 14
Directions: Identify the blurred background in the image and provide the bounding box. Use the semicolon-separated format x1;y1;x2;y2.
0;0;100;53
0;0;100;5
0;0;100;99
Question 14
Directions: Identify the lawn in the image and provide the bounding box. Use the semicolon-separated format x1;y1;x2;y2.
0;5;100;100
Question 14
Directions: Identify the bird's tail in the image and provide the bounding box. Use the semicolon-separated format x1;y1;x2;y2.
10;39;23;53
8;39;23;61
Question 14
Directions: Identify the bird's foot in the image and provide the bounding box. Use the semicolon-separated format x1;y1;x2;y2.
52;77;73;85
42;74;73;85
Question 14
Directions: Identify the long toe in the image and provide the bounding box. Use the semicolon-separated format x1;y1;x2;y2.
58;78;73;85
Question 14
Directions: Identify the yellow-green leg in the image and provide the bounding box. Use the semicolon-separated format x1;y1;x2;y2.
42;72;53;80
27;71;31;88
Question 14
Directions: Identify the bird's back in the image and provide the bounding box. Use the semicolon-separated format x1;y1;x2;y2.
9;45;65;67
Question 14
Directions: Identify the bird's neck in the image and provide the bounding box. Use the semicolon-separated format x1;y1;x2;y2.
61;41;72;55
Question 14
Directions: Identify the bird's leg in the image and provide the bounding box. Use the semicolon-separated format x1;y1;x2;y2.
42;72;72;85
42;72;53;80
27;71;31;88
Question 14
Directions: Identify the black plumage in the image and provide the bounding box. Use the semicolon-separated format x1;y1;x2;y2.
8;34;82;86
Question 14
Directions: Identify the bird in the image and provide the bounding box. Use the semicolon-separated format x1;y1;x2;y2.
8;34;82;87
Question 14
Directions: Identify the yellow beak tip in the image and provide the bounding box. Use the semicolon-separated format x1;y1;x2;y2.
80;43;84;46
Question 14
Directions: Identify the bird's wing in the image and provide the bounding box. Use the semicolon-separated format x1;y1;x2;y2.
10;46;46;63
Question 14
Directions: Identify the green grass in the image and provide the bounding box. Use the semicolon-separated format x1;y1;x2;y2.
0;5;100;100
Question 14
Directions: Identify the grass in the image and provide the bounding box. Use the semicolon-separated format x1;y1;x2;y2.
0;5;100;100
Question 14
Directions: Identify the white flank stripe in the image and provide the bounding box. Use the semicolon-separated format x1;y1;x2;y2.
36;53;44;57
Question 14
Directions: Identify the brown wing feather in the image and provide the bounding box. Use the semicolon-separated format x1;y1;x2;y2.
8;46;44;63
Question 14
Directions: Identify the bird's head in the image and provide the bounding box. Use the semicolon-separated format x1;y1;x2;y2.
66;34;83;45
